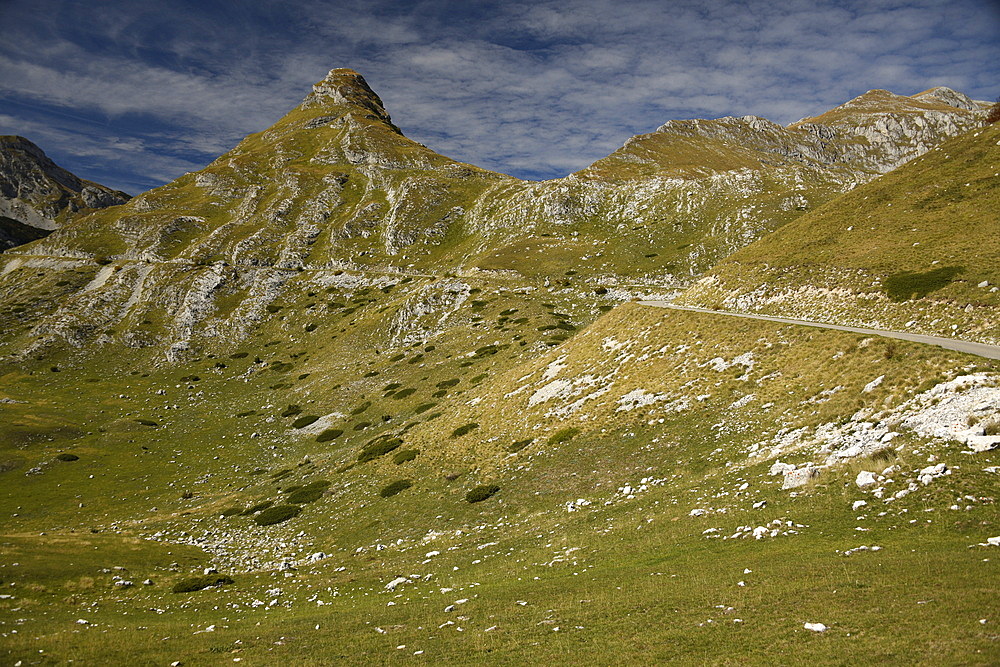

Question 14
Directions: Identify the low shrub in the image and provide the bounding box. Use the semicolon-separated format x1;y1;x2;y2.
984;419;1000;436
316;428;343;443
285;480;331;504
351;401;372;415
393;387;417;400
437;378;460;389
292;415;320;429
883;266;962;302
379;479;413;498
870;447;897;464
135;419;158;426
254;505;302;525
392;449;419;464
240;500;274;515
413;402;437;414
281;405;302;418
172;575;234;593
506;439;532;453
55;453;79;462
358;437;403;462
465;484;500;503
451;423;479;438
548;427;581;445
220;506;244;517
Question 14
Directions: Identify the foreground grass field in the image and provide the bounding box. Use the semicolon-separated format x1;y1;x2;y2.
2;293;998;664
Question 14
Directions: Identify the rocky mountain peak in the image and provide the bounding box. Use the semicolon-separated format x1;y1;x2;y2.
0;135;129;247
306;68;395;127
911;86;984;112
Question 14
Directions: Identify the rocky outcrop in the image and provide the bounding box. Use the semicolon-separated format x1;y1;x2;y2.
0;136;130;249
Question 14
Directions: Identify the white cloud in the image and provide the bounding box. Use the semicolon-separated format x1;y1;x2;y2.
0;0;997;189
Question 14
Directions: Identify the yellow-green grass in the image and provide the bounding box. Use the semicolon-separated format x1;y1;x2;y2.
678;122;1000;342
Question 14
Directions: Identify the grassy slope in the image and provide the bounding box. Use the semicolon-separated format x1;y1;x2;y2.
2;296;998;664
678;122;1000;344
1;81;997;664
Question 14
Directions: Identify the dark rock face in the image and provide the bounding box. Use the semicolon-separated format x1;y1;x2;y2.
0;136;130;248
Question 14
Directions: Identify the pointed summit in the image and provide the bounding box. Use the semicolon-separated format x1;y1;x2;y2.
305;68;395;127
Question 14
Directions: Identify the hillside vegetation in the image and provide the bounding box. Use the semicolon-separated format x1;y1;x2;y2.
0;71;997;664
678;122;1000;344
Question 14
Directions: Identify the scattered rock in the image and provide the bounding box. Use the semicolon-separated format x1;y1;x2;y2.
386;576;409;591
855;471;878;488
804;622;828;632
782;467;818;489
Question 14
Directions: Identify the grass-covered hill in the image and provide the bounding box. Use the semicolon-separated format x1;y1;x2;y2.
1;291;998;663
1;74;986;363
1;71;997;664
677;120;1000;344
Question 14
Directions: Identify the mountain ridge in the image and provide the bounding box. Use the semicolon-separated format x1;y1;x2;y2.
0;135;131;249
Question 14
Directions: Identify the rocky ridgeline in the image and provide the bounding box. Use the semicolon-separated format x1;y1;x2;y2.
0;70;989;357
0;135;129;249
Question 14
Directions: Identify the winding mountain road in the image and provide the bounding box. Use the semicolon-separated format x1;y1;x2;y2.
638;302;1000;360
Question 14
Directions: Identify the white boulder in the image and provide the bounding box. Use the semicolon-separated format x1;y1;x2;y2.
385;577;409;591
782;467;818;489
855;471;878;488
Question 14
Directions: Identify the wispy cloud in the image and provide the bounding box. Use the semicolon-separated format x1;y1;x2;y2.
1;0;997;191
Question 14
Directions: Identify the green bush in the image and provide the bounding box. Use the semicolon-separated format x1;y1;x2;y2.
413;403;437;414
240;500;274;515
379;479;413;498
465;484;500;503
292;415;320;429
172;575;234;593
437;378;460;389
220;506;244;517
254;505;302;525
451;423;479;438
506;439;533;453
883;266;962;302
316;428;344;443
548;427;581;445
870;447;897;464
392;449;419;464
281;404;302;418
135;419;158;426
392;387;417;400
286;480;331;504
55;453;79;462
358;437;403;462
351;401;372;415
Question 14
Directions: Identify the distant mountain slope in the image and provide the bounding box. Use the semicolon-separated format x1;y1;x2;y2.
0;70;987;357
0;136;130;249
677;120;1000;344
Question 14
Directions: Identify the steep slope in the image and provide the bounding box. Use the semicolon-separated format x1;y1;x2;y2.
0;76;986;359
0;71;998;664
677;120;1000;344
0;135;130;248
466;88;988;285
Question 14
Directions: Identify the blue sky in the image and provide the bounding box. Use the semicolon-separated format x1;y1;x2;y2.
1;0;997;194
